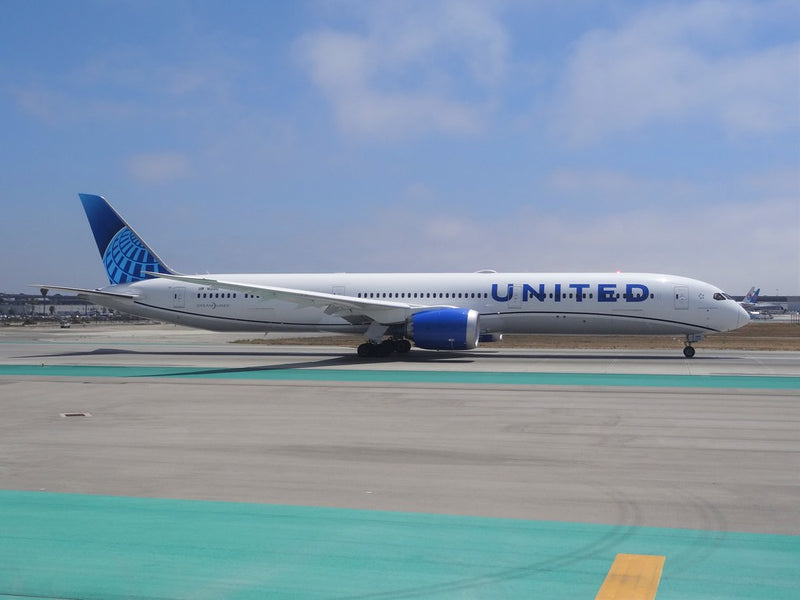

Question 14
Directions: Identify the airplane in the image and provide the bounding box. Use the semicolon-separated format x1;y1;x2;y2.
741;287;760;306
37;194;751;358
747;311;774;320
740;287;785;314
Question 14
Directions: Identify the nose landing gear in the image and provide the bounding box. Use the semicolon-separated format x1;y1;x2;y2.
683;333;704;358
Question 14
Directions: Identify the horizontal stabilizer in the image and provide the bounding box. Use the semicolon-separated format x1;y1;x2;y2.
32;285;138;302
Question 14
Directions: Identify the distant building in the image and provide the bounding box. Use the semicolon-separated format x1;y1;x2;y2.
0;292;149;322
0;292;94;318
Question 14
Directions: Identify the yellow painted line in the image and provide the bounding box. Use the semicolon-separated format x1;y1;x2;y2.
595;553;665;600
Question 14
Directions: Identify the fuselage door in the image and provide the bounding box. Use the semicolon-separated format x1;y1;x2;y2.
173;286;185;308
674;286;689;310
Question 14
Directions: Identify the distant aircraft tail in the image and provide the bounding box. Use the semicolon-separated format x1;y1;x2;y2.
79;193;175;285
744;286;760;304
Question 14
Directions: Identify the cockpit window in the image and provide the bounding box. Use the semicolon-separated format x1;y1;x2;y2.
713;293;731;301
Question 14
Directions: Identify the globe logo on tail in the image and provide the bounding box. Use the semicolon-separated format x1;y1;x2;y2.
102;227;167;284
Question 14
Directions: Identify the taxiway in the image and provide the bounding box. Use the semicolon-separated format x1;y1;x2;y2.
0;324;798;598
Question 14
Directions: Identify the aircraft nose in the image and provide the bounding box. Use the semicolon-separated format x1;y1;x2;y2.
735;304;750;329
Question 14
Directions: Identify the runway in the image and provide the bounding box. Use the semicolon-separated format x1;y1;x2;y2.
1;325;798;598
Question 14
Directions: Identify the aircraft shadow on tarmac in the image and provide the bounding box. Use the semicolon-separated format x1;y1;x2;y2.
19;346;739;378
20;347;368;374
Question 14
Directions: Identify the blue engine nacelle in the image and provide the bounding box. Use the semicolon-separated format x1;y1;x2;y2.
407;308;480;350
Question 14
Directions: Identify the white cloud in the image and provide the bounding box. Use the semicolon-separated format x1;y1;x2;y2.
548;168;651;201
313;166;799;293
295;1;508;138
11;47;240;129
127;152;191;184
555;0;800;144
12;85;137;124
11;87;62;123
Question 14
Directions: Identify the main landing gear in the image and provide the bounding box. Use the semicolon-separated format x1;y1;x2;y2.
683;333;704;358
357;338;412;358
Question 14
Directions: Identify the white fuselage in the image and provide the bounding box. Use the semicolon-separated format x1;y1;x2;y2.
100;272;749;338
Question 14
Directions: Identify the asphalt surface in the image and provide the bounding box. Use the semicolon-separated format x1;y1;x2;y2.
1;324;798;599
1;324;798;532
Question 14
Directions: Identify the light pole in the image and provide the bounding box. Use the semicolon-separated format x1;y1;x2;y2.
40;288;49;318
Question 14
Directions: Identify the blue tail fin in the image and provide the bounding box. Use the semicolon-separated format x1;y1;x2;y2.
79;194;175;285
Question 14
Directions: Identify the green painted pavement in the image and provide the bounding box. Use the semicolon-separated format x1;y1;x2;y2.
0;491;797;599
1;364;799;389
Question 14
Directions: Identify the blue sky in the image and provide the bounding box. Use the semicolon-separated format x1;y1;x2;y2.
2;0;798;294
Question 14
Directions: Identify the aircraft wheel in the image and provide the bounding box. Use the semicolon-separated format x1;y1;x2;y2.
357;343;374;358
375;340;395;357
395;339;412;353
683;345;696;358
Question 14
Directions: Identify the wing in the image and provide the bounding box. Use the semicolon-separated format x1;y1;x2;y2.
146;272;447;324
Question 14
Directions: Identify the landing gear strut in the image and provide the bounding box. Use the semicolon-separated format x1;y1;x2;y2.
683;333;704;358
357;338;412;358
